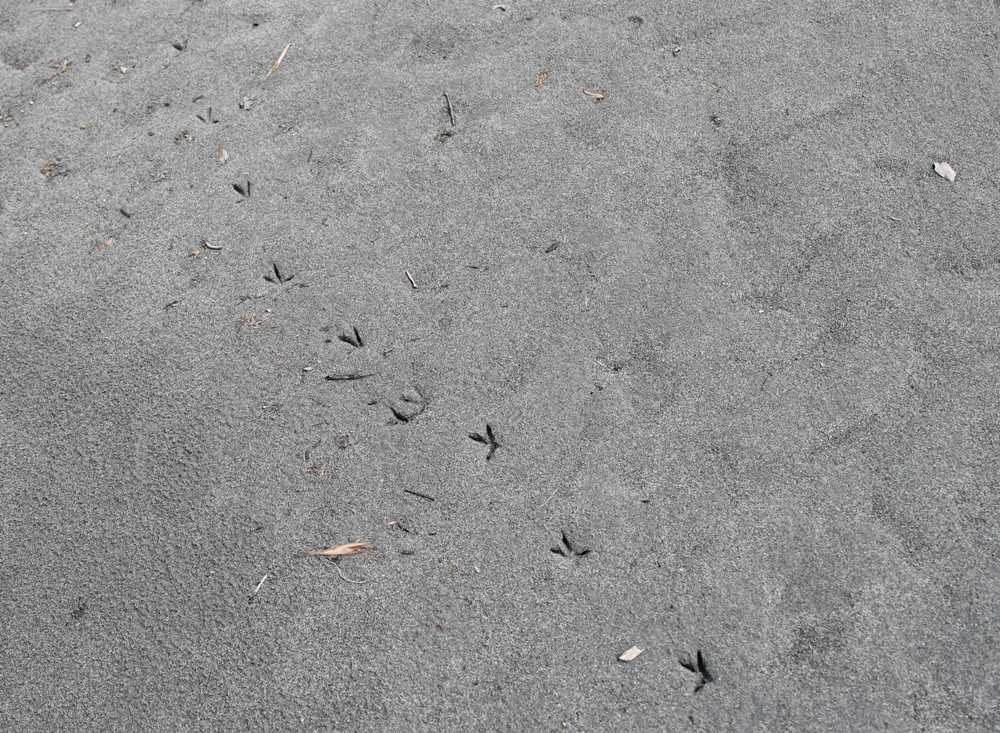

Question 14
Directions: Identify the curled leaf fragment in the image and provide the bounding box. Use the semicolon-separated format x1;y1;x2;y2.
619;646;644;662
933;161;956;183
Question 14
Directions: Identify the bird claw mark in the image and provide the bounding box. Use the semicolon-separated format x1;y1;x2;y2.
550;530;589;558
337;326;364;347
264;262;292;284
679;650;713;692
70;599;87;620
468;423;500;460
196;106;219;124
390;387;429;424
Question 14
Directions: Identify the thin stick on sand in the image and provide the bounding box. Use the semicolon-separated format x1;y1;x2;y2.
443;92;456;126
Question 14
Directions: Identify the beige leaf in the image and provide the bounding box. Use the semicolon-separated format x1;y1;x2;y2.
619;645;644;662
933;161;956;183
297;542;375;557
583;89;605;100
218;143;228;165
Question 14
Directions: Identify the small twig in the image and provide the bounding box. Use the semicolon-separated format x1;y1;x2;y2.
404;488;435;501
443;92;456;126
262;43;290;83
536;487;561;510
325;372;374;381
406;270;417;289
333;563;365;584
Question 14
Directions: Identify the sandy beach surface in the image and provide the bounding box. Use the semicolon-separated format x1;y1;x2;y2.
2;1;998;730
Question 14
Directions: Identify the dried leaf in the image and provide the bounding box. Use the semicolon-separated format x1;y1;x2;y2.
297;542;375;557
262;43;290;83
619;646;644;662
218;143;228;164
535;68;550;88
933;161;956;183
583;89;605;100
672;44;684;56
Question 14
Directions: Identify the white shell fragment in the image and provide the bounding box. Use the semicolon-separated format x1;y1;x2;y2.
619;646;644;662
934;161;956;183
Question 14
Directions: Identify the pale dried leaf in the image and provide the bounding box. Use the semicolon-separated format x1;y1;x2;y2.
619;645;644;662
583;89;605;100
297;542;375;557
218;143;228;165
933;161;956;183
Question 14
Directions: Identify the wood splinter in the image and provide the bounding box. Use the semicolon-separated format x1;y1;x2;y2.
325;372;374;381
443;91;456;126
404;488;435;501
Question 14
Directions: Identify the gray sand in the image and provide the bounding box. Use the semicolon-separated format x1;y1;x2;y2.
2;1;998;730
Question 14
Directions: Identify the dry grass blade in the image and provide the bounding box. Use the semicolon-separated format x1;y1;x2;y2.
583;89;605;100
262;43;290;83
296;542;375;557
